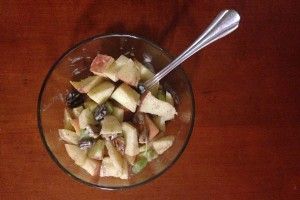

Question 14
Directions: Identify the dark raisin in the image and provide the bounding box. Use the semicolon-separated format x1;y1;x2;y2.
135;83;146;94
79;138;94;149
65;90;85;108
93;104;107;121
85;125;100;138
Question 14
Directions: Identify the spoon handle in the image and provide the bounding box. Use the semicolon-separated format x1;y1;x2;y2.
144;9;240;90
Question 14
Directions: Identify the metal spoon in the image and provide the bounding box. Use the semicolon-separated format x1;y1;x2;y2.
142;9;240;91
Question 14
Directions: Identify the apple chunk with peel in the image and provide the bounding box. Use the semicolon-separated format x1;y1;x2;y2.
144;114;159;141
78;108;98;129
105;141;123;173
100;157;128;179
152;135;175;154
152;116;166;132
87;81;115;104
122;122;139;156
59;129;79;145
65;144;87;165
88;139;105;160
80;158;100;176
90;54;115;76
64;108;74;131
100;115;122;135
139;92;177;121
70;76;106;93
116;59;141;87
111;83;140;112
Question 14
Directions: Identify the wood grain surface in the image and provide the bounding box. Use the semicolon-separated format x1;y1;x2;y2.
1;1;299;199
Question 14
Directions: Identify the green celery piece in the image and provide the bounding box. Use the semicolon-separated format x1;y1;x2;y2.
141;149;158;162
105;101;114;114
132;156;148;174
157;89;166;101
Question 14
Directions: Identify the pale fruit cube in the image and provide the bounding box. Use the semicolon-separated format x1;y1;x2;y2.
87;81;115;104
103;62;122;82
72;106;84;118
112;106;124;122
80;158;100;176
152;116;166;132
59;129;79;145
152;135;175;155
120;158;129;179
64;108;74;131
148;82;160;97
100;157;122;178
78;108;98;129
139;92;177;121
105;141;123;173
115;55;129;66
88;139;105;160
65;144;87;165
70;119;80;135
122;122;139;156
100;115;122;135
116;59;141;87
125;154;136;165
90;54;115;76
111;83;140;112
70;76;106;93
165;91;174;106
134;59;154;81
83;97;98;112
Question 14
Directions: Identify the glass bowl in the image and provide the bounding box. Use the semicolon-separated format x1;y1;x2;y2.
37;34;195;189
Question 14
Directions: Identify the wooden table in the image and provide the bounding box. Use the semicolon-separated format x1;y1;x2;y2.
1;1;299;199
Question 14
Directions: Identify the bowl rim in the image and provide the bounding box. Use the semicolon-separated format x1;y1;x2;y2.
37;33;195;190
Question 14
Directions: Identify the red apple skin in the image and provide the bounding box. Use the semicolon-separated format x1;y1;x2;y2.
144;114;159;141
90;54;114;74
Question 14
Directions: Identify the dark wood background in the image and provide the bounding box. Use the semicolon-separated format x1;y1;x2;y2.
1;1;299;199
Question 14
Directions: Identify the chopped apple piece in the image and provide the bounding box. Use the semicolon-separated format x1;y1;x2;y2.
70;76;106;93
64;108;74;131
148;82;160;97
134;59;155;81
90;54;115;76
105;141;123;173
152;135;175;154
65;144;87;165
102;62;121;82
100;115;122;135
72;106;84;118
102;55;130;82
120;158;129;179
70;119;80;135
122;122;139;156
124;154;136;165
87;81;115;104
78;108;98;129
100;157;122;178
165;91;174;106
83;97;98;112
88;139;105;160
139;92;177;121
59;129;79;144
144;114;159;141
152;116;166;132
116;59;141;87
112;106;124;122
111;83;140;112
80;158;100;176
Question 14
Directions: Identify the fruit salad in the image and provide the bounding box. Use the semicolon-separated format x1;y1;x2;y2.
59;54;177;179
